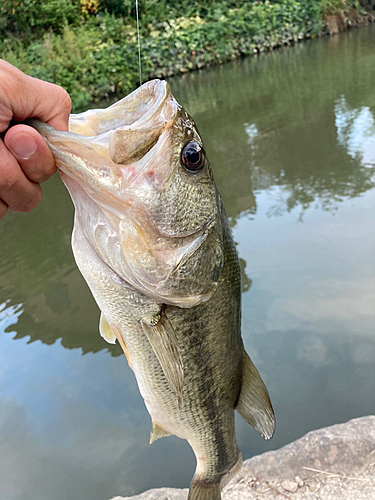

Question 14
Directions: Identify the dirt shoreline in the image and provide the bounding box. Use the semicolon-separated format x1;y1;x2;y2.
324;8;374;36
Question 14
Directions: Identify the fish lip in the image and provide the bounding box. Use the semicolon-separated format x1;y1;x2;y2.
68;79;172;137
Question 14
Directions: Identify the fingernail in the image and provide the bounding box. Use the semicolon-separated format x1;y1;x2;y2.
8;133;37;160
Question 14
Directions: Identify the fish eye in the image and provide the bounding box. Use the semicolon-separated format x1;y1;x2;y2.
181;141;205;172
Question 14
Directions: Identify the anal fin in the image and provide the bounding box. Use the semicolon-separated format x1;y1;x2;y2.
236;350;275;440
150;420;172;444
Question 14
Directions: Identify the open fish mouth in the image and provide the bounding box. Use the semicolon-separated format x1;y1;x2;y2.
28;80;178;197
68;79;177;165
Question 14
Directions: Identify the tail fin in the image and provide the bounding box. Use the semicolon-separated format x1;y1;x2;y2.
188;480;221;500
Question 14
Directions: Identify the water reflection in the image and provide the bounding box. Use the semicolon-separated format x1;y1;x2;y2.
171;25;375;221
246;92;375;220
239;257;252;293
0;301;23;333
335;95;375;165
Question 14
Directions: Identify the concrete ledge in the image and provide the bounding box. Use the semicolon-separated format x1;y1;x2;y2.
111;416;375;500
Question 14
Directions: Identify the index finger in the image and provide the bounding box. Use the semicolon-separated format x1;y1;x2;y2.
0;60;71;132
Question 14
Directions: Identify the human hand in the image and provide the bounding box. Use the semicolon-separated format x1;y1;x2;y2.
0;60;71;219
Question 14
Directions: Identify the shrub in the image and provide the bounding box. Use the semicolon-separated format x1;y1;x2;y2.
0;0;367;110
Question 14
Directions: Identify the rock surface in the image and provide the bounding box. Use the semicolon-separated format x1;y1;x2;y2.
111;416;375;500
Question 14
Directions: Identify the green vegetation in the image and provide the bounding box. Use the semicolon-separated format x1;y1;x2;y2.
0;0;368;110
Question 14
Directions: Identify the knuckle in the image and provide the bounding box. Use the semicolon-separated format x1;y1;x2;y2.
31;169;55;184
16;187;42;213
0;61;25;102
31;170;53;184
0;163;20;192
56;87;72;114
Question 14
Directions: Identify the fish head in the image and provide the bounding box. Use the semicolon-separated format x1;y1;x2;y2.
34;80;224;307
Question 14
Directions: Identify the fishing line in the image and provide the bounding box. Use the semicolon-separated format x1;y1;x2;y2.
135;0;142;87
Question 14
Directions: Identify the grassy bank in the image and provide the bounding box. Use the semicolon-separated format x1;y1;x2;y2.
0;0;371;110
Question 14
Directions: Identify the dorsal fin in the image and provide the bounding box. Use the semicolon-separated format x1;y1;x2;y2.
236;350;275;440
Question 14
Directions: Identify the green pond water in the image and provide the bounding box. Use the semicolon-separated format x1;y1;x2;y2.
1;24;375;500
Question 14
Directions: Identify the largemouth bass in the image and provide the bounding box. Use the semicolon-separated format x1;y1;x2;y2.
31;80;275;500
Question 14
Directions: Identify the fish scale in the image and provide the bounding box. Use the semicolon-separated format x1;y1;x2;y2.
30;79;275;500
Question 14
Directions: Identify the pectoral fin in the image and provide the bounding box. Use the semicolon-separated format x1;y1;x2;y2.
99;314;133;369
140;310;184;407
150;420;172;444
99;314;117;344
236;350;275;440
